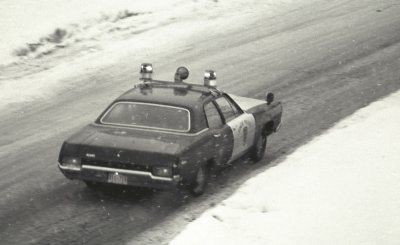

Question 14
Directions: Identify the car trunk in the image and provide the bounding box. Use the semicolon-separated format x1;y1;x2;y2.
70;124;195;171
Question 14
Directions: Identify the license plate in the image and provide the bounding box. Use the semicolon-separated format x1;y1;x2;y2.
108;172;128;185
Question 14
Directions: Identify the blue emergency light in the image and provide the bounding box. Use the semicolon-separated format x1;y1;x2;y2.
204;70;217;88
140;63;153;80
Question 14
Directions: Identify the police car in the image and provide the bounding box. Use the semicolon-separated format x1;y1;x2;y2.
58;64;283;195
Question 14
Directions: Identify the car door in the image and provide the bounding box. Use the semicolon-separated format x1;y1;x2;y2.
203;101;233;166
214;95;256;162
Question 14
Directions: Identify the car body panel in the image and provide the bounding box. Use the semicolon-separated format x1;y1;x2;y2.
228;94;267;112
227;113;256;161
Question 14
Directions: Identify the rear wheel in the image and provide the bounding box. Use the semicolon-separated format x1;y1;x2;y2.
190;165;209;196
250;131;267;162
84;180;103;190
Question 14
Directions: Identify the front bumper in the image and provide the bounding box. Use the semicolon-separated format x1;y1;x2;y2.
58;163;181;189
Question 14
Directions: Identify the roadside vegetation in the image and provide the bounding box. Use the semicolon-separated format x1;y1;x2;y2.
12;10;144;59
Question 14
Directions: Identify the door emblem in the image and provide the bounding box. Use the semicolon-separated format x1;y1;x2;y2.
243;127;248;145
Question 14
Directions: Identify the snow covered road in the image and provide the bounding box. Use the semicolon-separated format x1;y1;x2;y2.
1;0;400;244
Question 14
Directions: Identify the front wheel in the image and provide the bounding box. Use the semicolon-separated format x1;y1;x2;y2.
250;132;267;162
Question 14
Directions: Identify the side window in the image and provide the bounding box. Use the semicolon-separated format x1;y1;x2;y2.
204;102;223;129
227;97;242;116
215;96;236;122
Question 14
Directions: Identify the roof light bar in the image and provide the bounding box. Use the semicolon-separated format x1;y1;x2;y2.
174;66;189;83
204;70;217;88
140;63;153;80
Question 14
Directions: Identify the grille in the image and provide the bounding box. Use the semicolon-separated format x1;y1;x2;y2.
81;158;150;172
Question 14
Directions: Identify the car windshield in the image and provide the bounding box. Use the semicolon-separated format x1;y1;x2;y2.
100;102;190;132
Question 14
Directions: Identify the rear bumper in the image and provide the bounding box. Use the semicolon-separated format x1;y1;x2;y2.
58;163;181;189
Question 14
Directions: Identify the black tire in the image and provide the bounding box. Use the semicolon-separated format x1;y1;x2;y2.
250;131;267;162
189;164;209;196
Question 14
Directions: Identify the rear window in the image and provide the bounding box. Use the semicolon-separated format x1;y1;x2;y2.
100;102;190;132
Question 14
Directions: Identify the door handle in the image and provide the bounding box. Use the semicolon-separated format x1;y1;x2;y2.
213;134;221;138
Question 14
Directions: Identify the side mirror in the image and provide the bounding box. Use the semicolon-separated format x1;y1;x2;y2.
266;92;274;105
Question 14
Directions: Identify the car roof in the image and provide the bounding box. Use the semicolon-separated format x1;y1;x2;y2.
115;81;220;109
96;80;224;133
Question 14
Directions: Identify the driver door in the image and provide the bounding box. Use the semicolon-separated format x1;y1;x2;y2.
214;95;256;162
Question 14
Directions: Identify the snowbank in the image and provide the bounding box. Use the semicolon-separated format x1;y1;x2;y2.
0;0;317;110
0;0;303;65
170;90;400;245
0;0;187;64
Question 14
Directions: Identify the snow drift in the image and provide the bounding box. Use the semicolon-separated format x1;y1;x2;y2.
170;90;400;245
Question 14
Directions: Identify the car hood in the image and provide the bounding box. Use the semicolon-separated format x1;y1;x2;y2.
228;94;266;113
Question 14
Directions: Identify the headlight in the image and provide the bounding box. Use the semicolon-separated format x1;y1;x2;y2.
152;166;172;177
60;156;81;170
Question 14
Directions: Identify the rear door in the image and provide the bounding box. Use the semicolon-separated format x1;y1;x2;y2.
204;101;233;166
214;95;256;162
